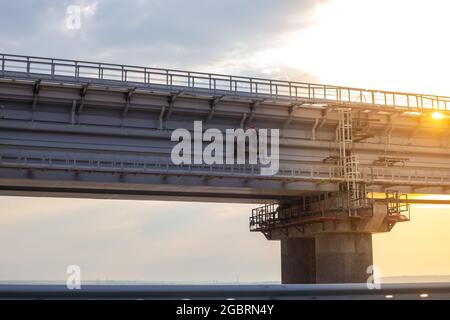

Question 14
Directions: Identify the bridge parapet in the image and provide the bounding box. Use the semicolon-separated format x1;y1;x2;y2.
1;53;449;110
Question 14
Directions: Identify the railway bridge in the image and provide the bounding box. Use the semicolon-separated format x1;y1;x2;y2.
1;53;450;283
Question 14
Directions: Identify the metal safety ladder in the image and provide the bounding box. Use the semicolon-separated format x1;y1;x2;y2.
337;109;367;217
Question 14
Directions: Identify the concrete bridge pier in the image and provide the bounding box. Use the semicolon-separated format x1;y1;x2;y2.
281;233;373;284
253;193;409;284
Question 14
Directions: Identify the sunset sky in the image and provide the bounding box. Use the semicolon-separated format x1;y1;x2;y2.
1;0;450;282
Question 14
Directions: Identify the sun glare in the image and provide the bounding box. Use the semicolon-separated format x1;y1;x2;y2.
267;0;450;96
432;111;444;120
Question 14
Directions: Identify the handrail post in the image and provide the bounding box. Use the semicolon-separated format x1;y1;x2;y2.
98;64;101;80
75;61;79;78
51;59;55;79
1;54;4;77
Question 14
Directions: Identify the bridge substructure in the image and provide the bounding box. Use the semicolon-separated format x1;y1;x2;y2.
250;191;410;283
0;53;449;284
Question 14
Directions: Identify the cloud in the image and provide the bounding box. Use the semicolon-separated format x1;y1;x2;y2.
0;0;325;80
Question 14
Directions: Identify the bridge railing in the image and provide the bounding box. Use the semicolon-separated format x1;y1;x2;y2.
361;166;450;185
3;153;450;186
1;53;449;110
0;154;343;182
